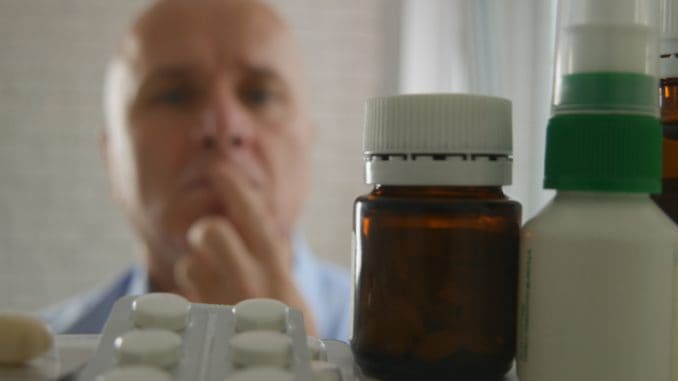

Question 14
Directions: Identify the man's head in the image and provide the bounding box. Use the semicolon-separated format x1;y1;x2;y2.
103;0;314;268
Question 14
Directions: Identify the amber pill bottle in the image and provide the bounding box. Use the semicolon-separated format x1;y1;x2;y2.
351;94;521;380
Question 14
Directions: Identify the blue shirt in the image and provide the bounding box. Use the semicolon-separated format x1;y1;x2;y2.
41;236;352;341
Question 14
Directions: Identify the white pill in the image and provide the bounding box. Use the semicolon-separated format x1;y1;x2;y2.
306;336;328;361
230;331;291;369
132;293;191;331
225;367;295;381
95;366;172;381
115;329;182;368
0;313;53;365
311;361;343;381
233;298;288;333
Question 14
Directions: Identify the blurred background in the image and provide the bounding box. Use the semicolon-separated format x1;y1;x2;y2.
0;0;557;312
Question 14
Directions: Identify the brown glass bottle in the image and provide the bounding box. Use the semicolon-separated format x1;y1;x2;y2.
652;77;678;224
352;185;521;380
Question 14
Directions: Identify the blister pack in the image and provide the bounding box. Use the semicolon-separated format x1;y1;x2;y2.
78;293;346;381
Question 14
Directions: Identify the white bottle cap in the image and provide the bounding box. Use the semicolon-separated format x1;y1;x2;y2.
306;336;328;361
363;93;512;186
114;329;182;368
233;299;289;333
311;361;342;381
95;366;172;381
230;331;291;369
132;293;191;331
225;367;295;381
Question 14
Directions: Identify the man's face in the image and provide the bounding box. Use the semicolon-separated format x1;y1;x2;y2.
105;0;313;260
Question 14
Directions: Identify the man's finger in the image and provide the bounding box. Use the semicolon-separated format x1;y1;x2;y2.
208;165;285;263
187;216;255;272
183;216;269;303
174;255;218;301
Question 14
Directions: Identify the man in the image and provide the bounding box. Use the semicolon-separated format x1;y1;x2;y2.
42;0;351;340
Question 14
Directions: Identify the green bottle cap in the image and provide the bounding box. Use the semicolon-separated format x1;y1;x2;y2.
544;112;662;193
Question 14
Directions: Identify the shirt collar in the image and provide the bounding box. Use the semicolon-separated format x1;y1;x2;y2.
126;264;149;296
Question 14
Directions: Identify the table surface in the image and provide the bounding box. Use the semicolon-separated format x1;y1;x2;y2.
0;335;519;381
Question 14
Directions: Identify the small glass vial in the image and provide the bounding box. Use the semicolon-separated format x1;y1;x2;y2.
654;3;678;379
654;76;678;223
653;0;678;224
351;94;521;380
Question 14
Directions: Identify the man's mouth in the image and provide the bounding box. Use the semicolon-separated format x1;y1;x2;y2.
184;177;212;191
179;179;227;217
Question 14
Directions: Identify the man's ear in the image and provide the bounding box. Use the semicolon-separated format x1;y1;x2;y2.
99;130;122;205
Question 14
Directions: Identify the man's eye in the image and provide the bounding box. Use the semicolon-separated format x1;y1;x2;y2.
154;88;194;105
242;87;275;106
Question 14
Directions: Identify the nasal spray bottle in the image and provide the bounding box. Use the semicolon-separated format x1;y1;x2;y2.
516;1;678;380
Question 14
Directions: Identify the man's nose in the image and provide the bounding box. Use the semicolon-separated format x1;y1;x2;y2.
202;82;254;152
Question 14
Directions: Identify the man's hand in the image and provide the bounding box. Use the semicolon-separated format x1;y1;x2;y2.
173;164;318;336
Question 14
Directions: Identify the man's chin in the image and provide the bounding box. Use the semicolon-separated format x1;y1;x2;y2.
168;192;225;227
165;209;227;249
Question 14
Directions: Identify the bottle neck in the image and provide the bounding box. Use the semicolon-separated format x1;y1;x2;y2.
372;185;507;200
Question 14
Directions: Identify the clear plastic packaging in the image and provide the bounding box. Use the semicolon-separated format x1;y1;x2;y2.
78;294;338;381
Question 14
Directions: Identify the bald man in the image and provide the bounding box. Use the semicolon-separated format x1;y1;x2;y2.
42;0;351;340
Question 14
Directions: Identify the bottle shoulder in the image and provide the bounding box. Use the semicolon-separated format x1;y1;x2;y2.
523;194;678;244
355;193;521;218
355;188;520;206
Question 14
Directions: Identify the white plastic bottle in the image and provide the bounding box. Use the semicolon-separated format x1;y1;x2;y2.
516;1;678;380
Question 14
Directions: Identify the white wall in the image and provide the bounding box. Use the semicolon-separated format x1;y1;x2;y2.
0;0;401;312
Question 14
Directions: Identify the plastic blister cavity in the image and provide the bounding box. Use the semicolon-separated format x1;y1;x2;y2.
95;366;172;381
233;298;289;333
230;331;292;369
131;293;191;331
114;329;182;368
